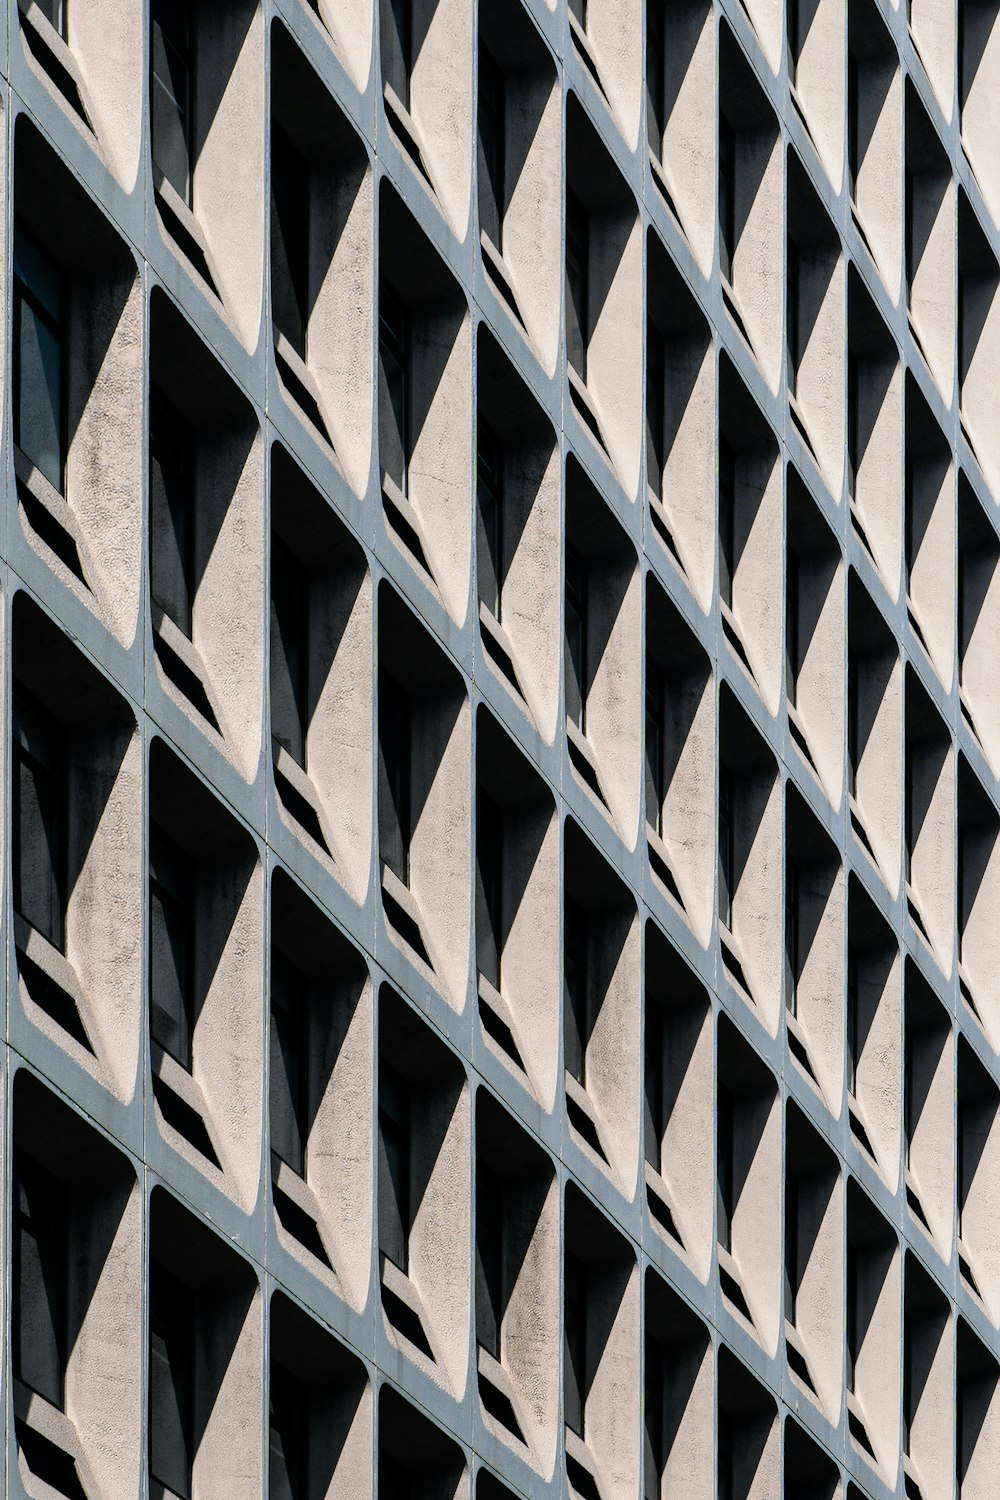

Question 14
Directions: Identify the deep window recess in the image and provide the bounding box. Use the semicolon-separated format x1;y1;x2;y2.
149;1262;194;1500
646;0;666;149
476;789;503;992
13;1153;67;1409
36;0;67;36
378;671;411;885
565;545;587;731
149;391;196;639
149;829;194;1072
270;539;309;769
646;320;666;500
269;1362;309;1500
382;0;412;108
719;114;736;283
785;857;800;1017
271;125;310;359
13;691;66;954
151;0;193;205
378;1064;410;1272
564;1251;587;1436
478;44;505;250
477;419;503;619
563;897;589;1084
270;953;308;1179
378;289;409;494
566;193;589;381
476;1161;503;1358
13;226;65;494
718;765;734;929
645;663;665;837
718;439;736;608
644;996;665;1166
717;1085;734;1252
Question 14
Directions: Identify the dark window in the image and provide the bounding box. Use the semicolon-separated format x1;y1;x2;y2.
904;164;914;307
271;125;310;358
847;647;860;797
478;44;505;249
786;548;800;707
13;227;65;494
378;1064;410;1271
786;238;801;397
149;829;194;1071
846;1240;859;1390
476;789;503;991
477;418;503;618
904;739;915;887
643;1330;665;1500
569;0;587;22
565;544;587;731
270;953;308;1178
787;0;801;84
847;52;860;200
151;0;193;205
847;349;860;496
378;671;411;884
382;0;412;107
646;0;665;151
718;1406;734;1500
785;856;800;1018
36;0;67;36
13;1153;67;1408
269;1362;309;1500
13;692;66;953
717;1084;734;1251
566;193;589;380
644;996;665;1167
564;1251;587;1435
846;947;859;1097
645;662;665;836
903;1313;915;1454
149;1262;194;1500
718;439;736;608
785;1168;801;1324
718;114;736;282
150;390;195;638
904;453;916;597
718;764;734;929
378;289;408;493
476;1160;503;1358
270;539;309;768
646;320;666;500
563;897;589;1085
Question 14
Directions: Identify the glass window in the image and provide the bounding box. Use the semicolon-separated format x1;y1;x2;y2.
36;0;67;36
563;896;588;1084
565;544;587;730
646;0;665;150
150;390;195;637
478;44;505;249
13;1153;66;1408
149;1262;193;1499
151;0;193;205
785;856;800;1017
377;1063;409;1270
378;289;408;494
149;828;194;1071
13;227;64;494
645;662;664;836
381;0;412;107
475;1160;503;1357
270;953;308;1178
377;670;410;884
646;320;666;500
563;1251;586;1435
718;439;736;608
718;114;736;283
787;237;801;396
269;1362;309;1500
643;1329;665;1500
644;996;664;1168
476;788;503;991
270;539;308;768
566;193;589;380
717;1084;734;1251
718;764;734;929
13;691;66;953
477;419;503;618
271;125;310;358
786;548;800;707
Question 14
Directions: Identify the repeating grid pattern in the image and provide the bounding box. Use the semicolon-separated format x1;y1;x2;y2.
2;0;1000;1498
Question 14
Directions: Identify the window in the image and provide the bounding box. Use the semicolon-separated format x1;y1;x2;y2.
904;162;914;308
646;0;666;151
718;114;736;283
36;0;67;36
718;764;734;929
785;856;800;1017
847;348;860;496
149;391;195;638
846;1240;859;1391
151;0;193;205
569;0;587;24
378;671;411;885
646;320;666;501
644;995;665;1167
784;1167;801;1323
645;662;664;836
377;1064;410;1271
271;125;310;358
786;237;801;397
13;1153;66;1409
564;1251;587;1435
563;897;589;1084
478;44;505;250
847;647;860;797
476;789;503;992
787;0;801;84
13;691;66;953
718;1406;734;1500
476;1161;503;1358
381;0;412;107
643;1329;665;1500
149;829;194;1072
718;439;736;608
566;193;589;381
477;419;503;618
378;289;408;494
149;1262;194;1500
786;549;801;707
717;1084;734;1251
846;947;859;1097
847;51;860;201
565;544;587;731
270;539;308;768
904;739;915;887
13;227;65;494
270;954;308;1179
269;1362;309;1500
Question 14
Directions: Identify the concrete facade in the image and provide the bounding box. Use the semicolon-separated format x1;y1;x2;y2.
0;1;997;1498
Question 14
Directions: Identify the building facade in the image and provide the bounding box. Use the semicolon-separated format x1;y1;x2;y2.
1;0;998;1496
